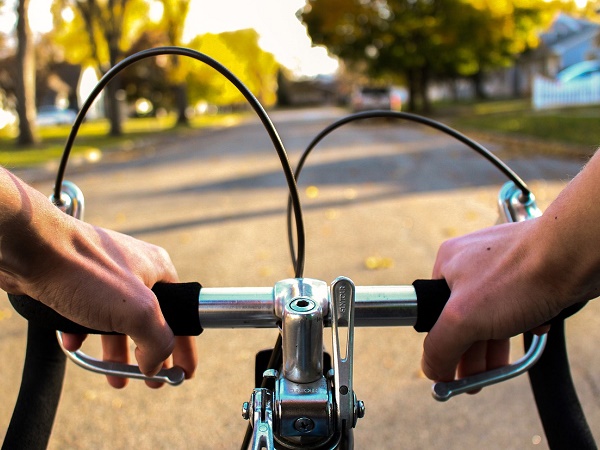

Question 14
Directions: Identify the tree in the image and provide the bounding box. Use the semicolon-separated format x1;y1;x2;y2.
51;0;152;136
185;30;278;109
15;0;37;145
120;29;173;115
300;0;553;112
156;0;191;126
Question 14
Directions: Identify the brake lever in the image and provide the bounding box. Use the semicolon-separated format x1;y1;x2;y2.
56;332;186;385
244;388;275;450
432;181;545;401
433;333;547;401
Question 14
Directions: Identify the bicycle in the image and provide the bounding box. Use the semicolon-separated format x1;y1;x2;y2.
3;47;598;449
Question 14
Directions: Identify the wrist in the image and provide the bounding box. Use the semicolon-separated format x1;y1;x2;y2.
0;169;68;291
531;207;600;308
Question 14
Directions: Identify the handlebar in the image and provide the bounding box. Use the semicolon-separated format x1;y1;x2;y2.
8;279;445;334
8;276;546;403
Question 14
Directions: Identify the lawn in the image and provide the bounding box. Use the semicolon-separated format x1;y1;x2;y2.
0;113;245;168
441;100;600;156
2;102;599;168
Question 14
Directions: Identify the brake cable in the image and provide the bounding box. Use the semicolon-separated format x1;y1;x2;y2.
53;46;306;279
286;110;531;268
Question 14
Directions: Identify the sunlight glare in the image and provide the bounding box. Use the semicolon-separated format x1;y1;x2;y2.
184;0;338;78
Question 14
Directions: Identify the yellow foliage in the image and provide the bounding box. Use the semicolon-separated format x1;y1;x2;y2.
50;0;150;69
185;30;279;107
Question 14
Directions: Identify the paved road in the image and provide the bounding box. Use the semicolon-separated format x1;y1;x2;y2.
0;107;598;449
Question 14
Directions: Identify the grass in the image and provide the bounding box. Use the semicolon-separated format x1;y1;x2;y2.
2;101;599;167
438;99;600;157
0;113;245;168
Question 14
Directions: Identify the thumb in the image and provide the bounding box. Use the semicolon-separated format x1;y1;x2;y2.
115;289;176;377
132;321;175;376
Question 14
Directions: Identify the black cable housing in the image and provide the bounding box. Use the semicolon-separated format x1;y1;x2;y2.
286;110;531;267
53;46;306;278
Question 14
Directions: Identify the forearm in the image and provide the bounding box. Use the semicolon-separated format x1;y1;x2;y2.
0;167;67;292
531;150;600;305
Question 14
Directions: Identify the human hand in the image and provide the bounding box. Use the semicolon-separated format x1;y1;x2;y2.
28;222;198;387
421;219;563;384
0;170;197;387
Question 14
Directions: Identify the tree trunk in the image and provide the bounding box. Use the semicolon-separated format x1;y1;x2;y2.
419;65;432;114
107;44;123;136
407;69;418;112
471;70;487;100
174;83;189;126
15;0;38;146
104;82;121;136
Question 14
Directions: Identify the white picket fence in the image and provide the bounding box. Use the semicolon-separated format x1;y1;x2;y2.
532;73;600;110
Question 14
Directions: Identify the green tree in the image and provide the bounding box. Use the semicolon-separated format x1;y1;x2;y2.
301;0;553;112
447;0;557;98
51;0;151;136
15;0;37;145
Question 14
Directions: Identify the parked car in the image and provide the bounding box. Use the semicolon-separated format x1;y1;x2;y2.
36;105;77;126
350;86;403;112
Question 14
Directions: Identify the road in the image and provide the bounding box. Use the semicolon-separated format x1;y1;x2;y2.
0;107;598;449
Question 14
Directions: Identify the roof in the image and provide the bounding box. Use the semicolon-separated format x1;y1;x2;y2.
540;13;600;56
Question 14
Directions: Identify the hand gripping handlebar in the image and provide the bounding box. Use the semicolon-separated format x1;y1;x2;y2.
9;276;545;394
9;179;546;397
6;179;551;449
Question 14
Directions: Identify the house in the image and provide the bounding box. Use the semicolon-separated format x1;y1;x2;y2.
536;13;600;76
489;13;600;98
433;13;600;101
527;13;600;109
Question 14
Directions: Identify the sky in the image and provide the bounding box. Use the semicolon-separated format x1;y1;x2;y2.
0;0;339;78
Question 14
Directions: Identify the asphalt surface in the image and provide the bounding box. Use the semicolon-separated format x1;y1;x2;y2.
0;107;598;449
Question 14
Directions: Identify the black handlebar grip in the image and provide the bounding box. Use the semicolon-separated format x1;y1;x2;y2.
412;279;451;332
7;282;203;336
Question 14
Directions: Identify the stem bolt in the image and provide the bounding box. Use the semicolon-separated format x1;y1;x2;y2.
241;402;250;420
293;417;315;433
356;400;365;419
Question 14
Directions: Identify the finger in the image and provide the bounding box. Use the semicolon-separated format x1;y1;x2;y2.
149;244;179;285
457;340;487;380
132;320;175;377
531;324;551;336
456;341;487;394
61;333;88;351
114;287;175;377
172;336;198;380
101;334;130;389
432;238;458;280
456;339;511;395
486;339;510;371
144;356;173;389
421;299;476;382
